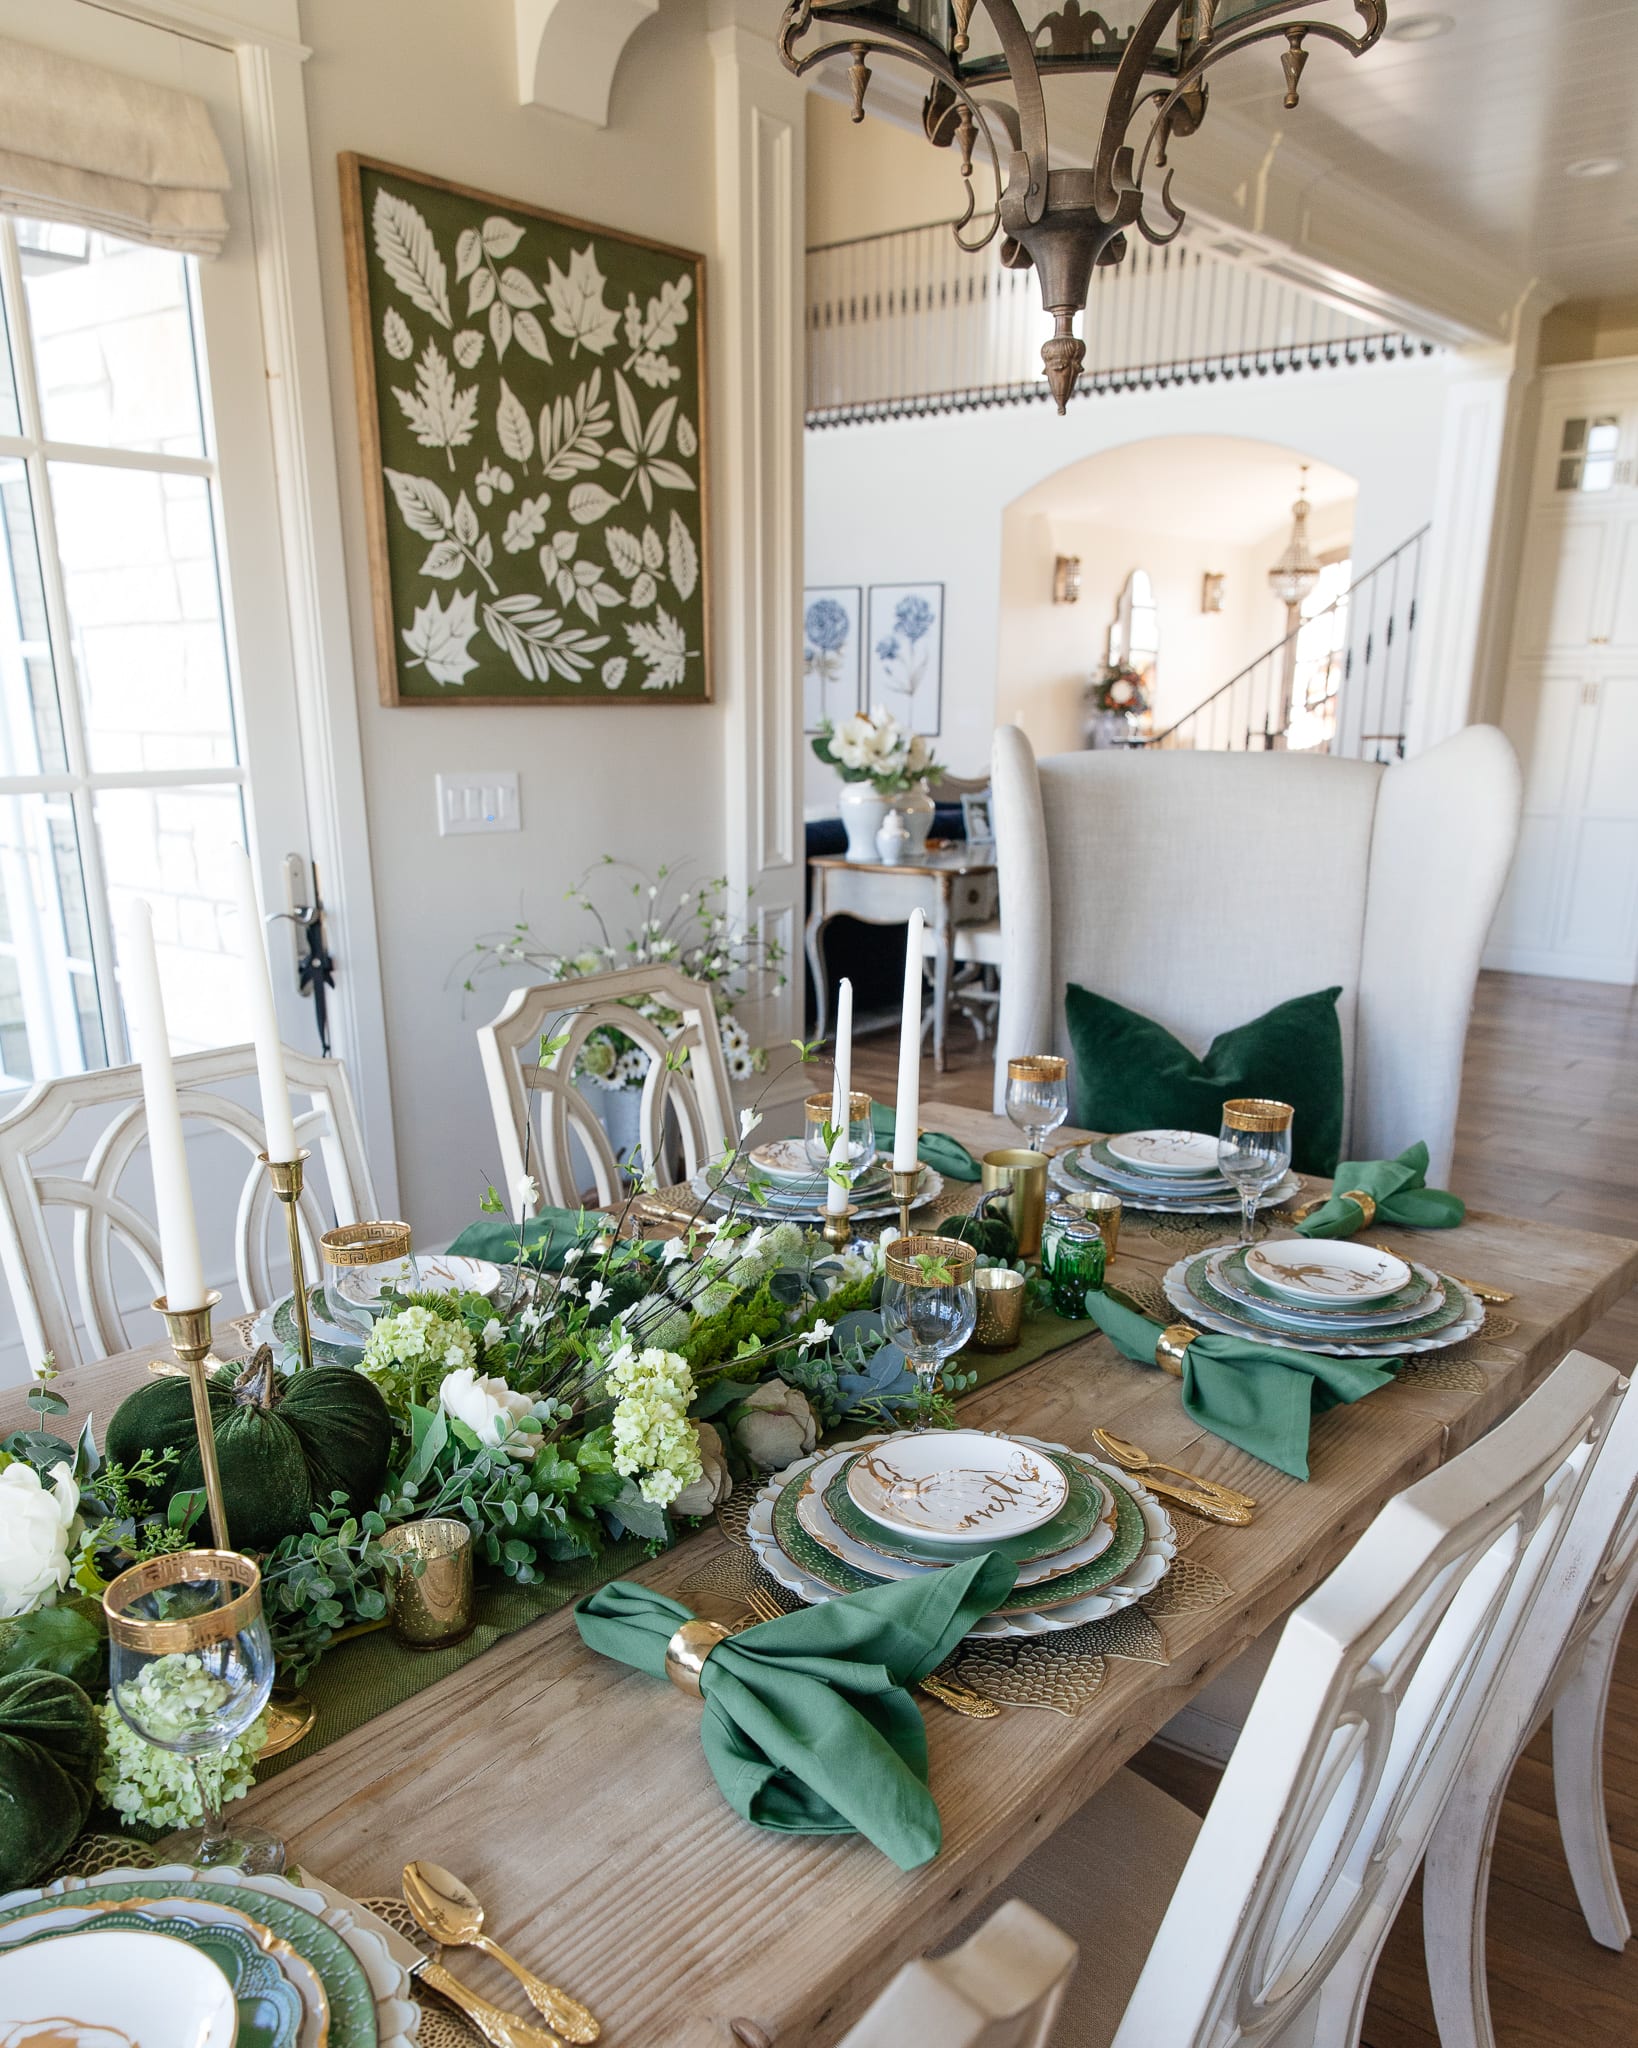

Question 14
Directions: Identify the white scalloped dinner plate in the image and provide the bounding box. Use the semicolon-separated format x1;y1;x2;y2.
1051;1154;1300;1215
1162;1250;1485;1357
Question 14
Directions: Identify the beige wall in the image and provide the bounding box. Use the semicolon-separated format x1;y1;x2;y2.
805;92;964;246
298;0;729;1244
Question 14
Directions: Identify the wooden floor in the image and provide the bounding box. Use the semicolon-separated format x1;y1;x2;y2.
853;969;1638;2047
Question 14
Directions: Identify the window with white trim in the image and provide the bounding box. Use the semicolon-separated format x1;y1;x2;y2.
0;216;251;1089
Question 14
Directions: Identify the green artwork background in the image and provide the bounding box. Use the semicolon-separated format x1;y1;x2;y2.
351;160;708;704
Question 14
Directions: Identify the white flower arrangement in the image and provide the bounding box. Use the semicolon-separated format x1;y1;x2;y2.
0;1460;80;1620
438;1367;549;1461
97;1655;269;1829
361;1304;479;1414
812;706;939;796
604;1343;703;1507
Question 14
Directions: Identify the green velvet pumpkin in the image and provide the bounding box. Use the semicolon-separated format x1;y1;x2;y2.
104;1348;395;1552
0;1601;105;1695
943;1203;1019;1264
0;1668;100;1889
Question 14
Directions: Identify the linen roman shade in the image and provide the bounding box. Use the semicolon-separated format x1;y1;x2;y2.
0;34;229;256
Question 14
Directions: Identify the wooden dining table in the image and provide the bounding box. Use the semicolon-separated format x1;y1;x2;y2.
11;1100;1638;2048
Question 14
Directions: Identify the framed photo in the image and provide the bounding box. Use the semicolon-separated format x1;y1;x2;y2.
960;791;993;846
802;585;861;733
341;154;710;706
867;582;943;735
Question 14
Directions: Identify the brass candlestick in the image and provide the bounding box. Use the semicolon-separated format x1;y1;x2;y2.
890;1166;921;1240
154;1291;230;1551
262;1150;313;1373
821;1204;856;1251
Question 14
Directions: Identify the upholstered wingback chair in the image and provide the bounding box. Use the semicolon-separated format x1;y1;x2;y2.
990;724;1521;1183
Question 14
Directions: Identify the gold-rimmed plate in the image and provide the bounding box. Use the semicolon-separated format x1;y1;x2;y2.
845;1431;1068;1543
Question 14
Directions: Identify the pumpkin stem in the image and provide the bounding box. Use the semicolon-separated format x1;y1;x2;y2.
236;1344;282;1414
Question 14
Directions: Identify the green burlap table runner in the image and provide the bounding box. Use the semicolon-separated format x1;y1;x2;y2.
252;1297;1094;1781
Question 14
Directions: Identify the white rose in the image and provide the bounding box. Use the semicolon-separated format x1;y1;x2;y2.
906;734;929;773
439;1367;540;1460
0;1461;80;1619
730;1381;819;1472
668;1421;732;1518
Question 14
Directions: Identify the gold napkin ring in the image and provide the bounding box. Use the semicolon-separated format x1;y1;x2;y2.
665;1618;731;1699
1337;1188;1378;1228
1155;1323;1201;1378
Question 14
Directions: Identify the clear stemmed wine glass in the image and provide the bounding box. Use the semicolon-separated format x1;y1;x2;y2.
1005;1056;1069;1154
804;1091;876;1177
104;1549;283;1873
1218;1099;1295;1247
881;1235;978;1420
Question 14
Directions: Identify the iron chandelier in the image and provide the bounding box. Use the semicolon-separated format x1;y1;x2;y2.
778;3;1387;410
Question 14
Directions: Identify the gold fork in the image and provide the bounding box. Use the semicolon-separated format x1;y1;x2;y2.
739;1586;1000;1719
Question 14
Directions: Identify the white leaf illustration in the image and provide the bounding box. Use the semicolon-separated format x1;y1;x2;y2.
641;526;665;572
606;527;643;579
382;307;414;360
647;458;694;494
629;571;658;609
453;328;485;368
623;276;692;359
489;299;512;360
481;215;524;260
453;490;479;545
513;311;551;363
403;587;479;686
601;657;628;691
384;469;453;541
502;494;551;553
373;188;451;328
631;351;680;390
476;532;493;570
626;607;690;691
455;228;482;282
568;481;619;525
499;266;542;310
496;379;533;465
676;414;698;460
481;595;607;683
420;537;464;579
667;510;698;601
468;267;496;314
392;341;479;469
538;371;612;482
545;244;621;357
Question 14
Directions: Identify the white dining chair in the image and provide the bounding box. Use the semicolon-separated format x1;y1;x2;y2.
945;1347;1624;2048
988;722;1522;1182
477;964;733;1217
0;1045;374;1368
838;1899;1077;2048
1421;1365;1638;2046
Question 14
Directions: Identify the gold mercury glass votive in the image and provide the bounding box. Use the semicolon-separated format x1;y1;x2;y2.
980;1148;1049;1259
971;1267;1027;1351
1058;1187;1122;1261
380;1519;475;1648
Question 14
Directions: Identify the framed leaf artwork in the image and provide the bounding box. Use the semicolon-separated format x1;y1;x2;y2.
340;155;710;705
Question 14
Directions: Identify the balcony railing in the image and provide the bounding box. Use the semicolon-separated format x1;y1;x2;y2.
806;221;1437;427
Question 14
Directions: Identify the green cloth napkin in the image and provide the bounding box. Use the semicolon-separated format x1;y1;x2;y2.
1296;1142;1465;1239
575;1552;1016;1869
448;1206;591;1270
1085;1288;1397;1482
870;1102;981;1182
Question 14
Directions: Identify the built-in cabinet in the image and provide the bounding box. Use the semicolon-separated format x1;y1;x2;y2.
1488;361;1638;984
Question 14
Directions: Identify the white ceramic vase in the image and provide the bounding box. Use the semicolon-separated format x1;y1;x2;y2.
839;781;891;860
896;783;936;856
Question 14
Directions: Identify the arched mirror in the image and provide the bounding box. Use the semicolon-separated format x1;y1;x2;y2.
1107;567;1160;685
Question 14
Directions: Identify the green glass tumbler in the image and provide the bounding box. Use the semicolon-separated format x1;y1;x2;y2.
1049;1220;1106;1318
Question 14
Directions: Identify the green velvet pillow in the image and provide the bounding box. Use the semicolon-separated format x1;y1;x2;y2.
1064;984;1344;1176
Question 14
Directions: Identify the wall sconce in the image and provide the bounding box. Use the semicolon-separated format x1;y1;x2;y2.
1053;554;1082;605
1201;572;1226;614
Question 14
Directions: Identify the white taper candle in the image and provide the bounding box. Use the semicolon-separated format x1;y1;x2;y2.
123;899;207;1311
231;847;300;1163
893;908;924;1172
827;977;853;1214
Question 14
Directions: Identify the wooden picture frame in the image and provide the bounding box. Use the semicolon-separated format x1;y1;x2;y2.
340;154;711;706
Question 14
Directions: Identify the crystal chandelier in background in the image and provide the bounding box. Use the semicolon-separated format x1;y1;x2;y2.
778;3;1387;410
1268;466;1322;607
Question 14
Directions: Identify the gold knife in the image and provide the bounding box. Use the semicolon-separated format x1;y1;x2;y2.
1123;1470;1255;1525
418;1957;568;2047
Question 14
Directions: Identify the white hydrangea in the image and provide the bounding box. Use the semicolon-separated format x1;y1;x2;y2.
98;1659;269;1829
605;1344;702;1507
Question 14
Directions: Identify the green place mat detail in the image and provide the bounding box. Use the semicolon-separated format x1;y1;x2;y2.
15;1911;303;2048
822;1448;1106;1567
775;1451;1146;1612
0;1879;377;2048
1184;1252;1466;1343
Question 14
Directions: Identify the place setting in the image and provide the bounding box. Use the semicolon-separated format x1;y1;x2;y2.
1050;1113;1303;1221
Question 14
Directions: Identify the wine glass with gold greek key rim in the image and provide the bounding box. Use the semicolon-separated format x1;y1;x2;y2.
804;1091;876;1176
1006;1056;1069;1153
1218;1098;1294;1247
881;1234;978;1416
104;1549;282;1874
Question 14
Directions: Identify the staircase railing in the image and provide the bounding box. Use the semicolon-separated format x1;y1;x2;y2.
1143;529;1430;761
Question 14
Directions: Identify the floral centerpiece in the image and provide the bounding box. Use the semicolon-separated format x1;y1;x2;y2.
811;707;942;861
1086;665;1149;717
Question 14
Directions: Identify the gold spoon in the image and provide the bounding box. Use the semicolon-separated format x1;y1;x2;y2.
1089;1428;1258;1515
402;1861;599;2042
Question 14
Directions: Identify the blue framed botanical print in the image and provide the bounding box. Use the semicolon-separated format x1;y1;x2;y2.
803;585;862;733
867;582;944;736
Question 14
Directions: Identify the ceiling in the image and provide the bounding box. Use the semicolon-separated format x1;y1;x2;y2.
1204;0;1638;302
1012;436;1357;545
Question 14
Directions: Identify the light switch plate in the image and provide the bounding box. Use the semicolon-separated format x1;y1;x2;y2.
436;771;520;835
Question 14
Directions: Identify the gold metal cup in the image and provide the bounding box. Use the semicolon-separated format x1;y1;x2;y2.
380;1519;475;1648
980;1148;1049;1259
1058;1187;1121;1261
971;1267;1026;1351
